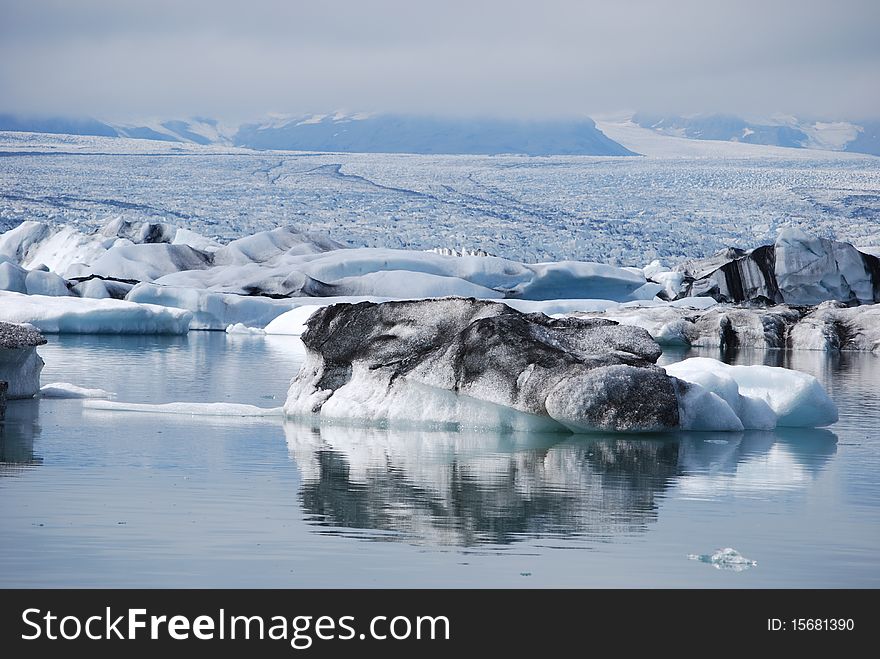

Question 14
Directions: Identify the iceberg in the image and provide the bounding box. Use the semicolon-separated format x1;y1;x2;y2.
788;301;880;352
83;400;283;417
126;283;299;330
0;219;217;276
225;323;266;335
0;220;653;305
665;357;838;429
70;278;113;299
1;261;70;296
0;290;192;334
0;321;46;399
688;548;757;572
283;298;837;432
39;382;116;399
569;301;880;352
65;241;212;282
0;261;27;293
3;220;877;346
668;228;880;305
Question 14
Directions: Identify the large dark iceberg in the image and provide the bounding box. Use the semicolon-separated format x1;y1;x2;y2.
283;298;837;432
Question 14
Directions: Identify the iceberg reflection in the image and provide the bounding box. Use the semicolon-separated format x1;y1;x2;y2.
0;399;42;474
284;422;837;547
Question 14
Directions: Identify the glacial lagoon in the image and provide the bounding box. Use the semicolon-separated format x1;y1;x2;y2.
1;332;878;587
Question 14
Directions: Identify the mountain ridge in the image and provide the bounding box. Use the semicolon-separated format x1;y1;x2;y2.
0;112;636;156
1;111;878;156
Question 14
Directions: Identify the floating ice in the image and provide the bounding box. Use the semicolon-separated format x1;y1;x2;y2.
0;291;192;334
570;302;880;352
0;221;110;274
0;261;27;293
2;219;878;348
672;228;880;305
666;357;839;429
25;269;69;296
71;278;112;299
688;547;758;571
83;400;284;417
0;220;653;304
0;321;46;399
285;299;839;433
127;283;386;331
66;241;212;282
225;323;266;335
284;298;679;432
40;382;116;399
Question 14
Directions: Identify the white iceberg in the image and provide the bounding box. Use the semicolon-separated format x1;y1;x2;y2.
1;261;70;296
0;290;192;334
0;261;27;293
65;241;212;282
665;357;839;429
225;323;266;335
0;221;111;274
775;228;878;305
1;220;653;305
126;283;297;330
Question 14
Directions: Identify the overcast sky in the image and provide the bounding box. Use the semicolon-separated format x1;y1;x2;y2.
1;0;878;122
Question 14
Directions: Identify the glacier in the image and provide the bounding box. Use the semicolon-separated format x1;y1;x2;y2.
3;131;878;267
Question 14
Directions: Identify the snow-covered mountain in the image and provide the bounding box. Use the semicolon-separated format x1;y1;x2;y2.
0;112;635;156
630;113;880;156
0;113;236;146
3;110;877;156
232;113;637;156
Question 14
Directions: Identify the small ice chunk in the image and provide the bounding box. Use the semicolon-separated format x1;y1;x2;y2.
688;547;758;571
225;323;266;335
40;382;116;399
83;400;283;417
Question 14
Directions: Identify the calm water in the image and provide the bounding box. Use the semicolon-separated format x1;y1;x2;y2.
1;333;878;587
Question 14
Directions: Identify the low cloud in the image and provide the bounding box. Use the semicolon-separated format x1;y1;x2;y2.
1;0;877;121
